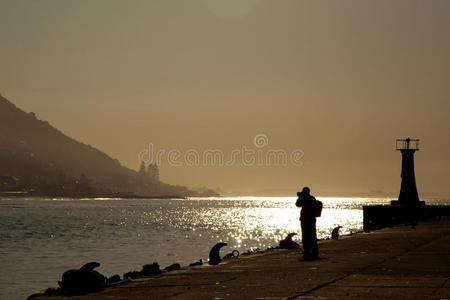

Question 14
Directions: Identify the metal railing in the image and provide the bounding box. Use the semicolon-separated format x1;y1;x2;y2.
396;138;419;150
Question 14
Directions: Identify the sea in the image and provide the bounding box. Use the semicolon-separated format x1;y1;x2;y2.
1;196;449;300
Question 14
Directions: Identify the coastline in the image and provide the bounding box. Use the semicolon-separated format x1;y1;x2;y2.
31;216;450;299
0;194;189;200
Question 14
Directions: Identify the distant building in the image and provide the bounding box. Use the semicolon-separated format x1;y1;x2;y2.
0;176;20;191
138;162;159;182
138;161;146;175
147;164;159;181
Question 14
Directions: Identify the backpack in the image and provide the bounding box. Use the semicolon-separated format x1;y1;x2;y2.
314;200;323;217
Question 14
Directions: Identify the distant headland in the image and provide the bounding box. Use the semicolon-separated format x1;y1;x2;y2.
0;95;219;198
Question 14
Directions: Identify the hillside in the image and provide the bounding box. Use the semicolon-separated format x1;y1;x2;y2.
0;94;217;197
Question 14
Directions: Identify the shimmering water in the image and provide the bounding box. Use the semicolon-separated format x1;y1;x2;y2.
1;197;448;300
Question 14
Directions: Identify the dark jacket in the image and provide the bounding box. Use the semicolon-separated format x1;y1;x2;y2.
296;194;317;220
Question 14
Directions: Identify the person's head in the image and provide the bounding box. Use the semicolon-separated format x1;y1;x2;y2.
301;187;310;195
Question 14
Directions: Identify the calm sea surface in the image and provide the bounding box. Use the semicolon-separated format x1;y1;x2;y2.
1;197;449;300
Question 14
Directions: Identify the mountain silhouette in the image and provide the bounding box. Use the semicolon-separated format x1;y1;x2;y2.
0;94;216;197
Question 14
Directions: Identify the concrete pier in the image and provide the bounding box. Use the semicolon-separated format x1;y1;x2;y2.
363;204;450;231
34;217;450;300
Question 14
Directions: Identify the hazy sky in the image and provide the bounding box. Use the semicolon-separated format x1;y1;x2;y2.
1;0;449;196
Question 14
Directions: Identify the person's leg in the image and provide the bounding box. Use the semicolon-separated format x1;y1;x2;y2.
301;219;309;256
311;219;318;259
301;219;313;259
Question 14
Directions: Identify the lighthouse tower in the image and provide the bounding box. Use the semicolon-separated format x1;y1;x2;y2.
391;138;424;206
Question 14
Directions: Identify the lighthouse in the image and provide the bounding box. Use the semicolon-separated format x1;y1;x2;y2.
391;138;424;206
363;138;450;231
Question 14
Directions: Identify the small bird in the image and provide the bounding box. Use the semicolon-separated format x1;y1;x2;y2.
331;226;342;240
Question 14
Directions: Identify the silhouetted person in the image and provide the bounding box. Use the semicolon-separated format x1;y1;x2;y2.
296;187;319;260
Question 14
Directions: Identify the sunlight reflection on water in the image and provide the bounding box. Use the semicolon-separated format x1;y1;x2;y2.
1;196;448;300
